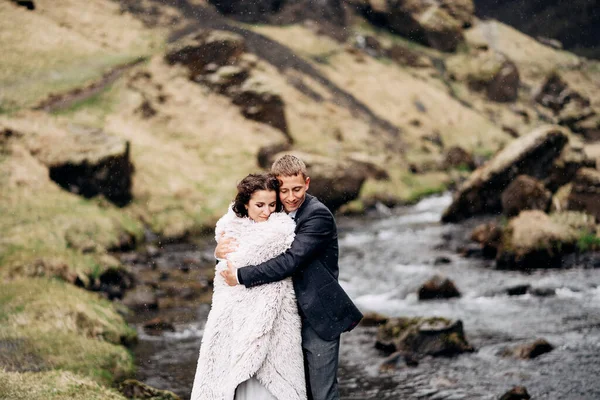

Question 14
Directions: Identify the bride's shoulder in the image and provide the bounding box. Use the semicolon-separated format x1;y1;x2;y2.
215;206;246;237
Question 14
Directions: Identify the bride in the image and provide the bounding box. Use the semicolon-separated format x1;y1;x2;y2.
190;173;306;400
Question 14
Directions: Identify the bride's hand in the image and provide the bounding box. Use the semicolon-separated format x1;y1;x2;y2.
215;235;238;259
220;260;238;286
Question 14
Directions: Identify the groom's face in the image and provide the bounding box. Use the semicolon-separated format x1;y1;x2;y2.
278;174;310;213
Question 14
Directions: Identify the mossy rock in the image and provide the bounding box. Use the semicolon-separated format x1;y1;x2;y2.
376;317;473;357
497;210;579;269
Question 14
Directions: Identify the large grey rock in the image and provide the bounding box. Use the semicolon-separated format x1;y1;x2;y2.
499;386;531;400
417;275;461;300
501;338;554;359
442;126;569;222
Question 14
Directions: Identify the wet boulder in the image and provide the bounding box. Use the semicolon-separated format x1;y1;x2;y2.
501;338;554;359
568;168;600;221
165;30;245;78
119;379;180;400
499;386;531;400
376;317;473;357
470;221;503;258
442;126;569;222
418;275;461;300
496;210;578;270
232;77;290;139
501;175;552;217
505;284;531;296
97;267;136;300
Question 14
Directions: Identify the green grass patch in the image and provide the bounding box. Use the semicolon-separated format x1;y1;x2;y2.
0;278;136;385
0;369;127;400
577;232;600;252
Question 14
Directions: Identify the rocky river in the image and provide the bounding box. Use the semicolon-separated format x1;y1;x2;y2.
124;194;600;400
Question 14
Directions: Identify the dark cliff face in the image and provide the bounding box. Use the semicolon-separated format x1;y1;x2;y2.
474;0;600;58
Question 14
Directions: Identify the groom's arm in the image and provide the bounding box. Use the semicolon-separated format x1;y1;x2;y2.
237;207;335;288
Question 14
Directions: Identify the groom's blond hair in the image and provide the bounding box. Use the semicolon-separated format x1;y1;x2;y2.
271;154;307;179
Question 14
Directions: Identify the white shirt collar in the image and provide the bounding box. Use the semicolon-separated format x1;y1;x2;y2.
287;196;306;219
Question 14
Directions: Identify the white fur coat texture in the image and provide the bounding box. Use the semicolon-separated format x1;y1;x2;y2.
190;209;306;400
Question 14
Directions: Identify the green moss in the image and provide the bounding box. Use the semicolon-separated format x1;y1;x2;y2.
577;232;600;252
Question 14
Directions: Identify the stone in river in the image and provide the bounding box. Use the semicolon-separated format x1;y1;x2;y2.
499;386;531;400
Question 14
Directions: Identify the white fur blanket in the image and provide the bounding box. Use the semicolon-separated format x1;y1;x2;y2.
190;209;306;400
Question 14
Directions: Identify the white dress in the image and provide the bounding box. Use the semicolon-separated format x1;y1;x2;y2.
189;209;307;400
235;377;278;400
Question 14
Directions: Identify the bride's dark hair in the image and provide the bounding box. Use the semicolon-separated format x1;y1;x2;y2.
232;173;282;218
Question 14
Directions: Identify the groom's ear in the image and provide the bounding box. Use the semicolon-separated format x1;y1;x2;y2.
305;176;310;190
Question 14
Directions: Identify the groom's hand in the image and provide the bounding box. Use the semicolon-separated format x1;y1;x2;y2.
215;236;238;259
220;260;238;286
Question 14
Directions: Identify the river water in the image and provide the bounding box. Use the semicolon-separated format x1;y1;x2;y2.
127;194;600;399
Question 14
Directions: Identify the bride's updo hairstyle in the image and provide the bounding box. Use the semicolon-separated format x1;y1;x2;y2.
232;173;282;218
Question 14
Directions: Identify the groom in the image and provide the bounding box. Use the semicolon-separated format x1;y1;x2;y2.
218;154;363;400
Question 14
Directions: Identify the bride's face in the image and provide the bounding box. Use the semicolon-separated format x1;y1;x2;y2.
245;190;277;222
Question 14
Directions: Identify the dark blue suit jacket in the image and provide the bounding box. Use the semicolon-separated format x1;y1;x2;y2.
237;194;363;340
